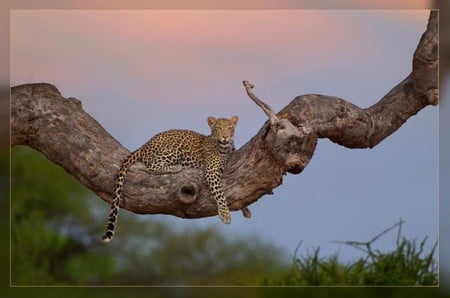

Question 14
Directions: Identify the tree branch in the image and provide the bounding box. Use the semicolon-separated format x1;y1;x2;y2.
243;80;280;128
11;11;438;222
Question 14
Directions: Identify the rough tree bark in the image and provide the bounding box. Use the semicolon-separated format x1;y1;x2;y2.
11;11;438;222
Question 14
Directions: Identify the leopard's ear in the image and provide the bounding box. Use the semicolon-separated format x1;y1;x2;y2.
230;115;239;126
207;116;217;127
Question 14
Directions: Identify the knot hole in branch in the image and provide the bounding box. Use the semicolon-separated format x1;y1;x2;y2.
268;119;317;174
179;183;198;204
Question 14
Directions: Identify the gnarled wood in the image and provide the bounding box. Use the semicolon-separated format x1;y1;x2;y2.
11;11;438;222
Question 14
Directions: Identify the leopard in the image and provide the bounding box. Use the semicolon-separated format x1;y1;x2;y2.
101;115;239;243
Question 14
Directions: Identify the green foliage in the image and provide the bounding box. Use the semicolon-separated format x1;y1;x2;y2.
11;146;89;222
11;146;117;285
361;237;437;285
0;148;10;284
106;226;286;285
267;220;438;286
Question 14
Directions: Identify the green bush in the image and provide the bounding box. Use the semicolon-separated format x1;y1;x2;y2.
267;220;438;286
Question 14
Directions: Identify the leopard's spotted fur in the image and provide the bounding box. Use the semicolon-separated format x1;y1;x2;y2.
101;116;239;242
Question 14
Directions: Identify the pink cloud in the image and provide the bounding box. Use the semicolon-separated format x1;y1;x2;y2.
10;10;429;104
35;13;355;65
349;0;430;9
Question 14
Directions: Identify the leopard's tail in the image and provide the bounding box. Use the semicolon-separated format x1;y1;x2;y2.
101;151;140;243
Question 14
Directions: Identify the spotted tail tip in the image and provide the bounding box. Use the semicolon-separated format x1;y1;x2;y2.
219;212;232;224
101;234;112;243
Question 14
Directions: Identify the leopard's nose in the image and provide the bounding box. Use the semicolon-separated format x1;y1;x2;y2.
220;136;230;143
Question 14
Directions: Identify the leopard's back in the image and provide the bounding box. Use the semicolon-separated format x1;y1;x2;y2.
139;129;206;171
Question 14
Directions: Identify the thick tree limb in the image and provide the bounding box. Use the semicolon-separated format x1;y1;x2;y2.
11;11;437;222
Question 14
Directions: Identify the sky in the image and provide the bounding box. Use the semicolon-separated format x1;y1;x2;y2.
10;9;439;269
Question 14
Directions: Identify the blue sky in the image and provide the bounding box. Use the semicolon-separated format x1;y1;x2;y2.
10;9;438;266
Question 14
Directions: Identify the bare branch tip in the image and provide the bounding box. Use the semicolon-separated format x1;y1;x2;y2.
242;80;254;89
